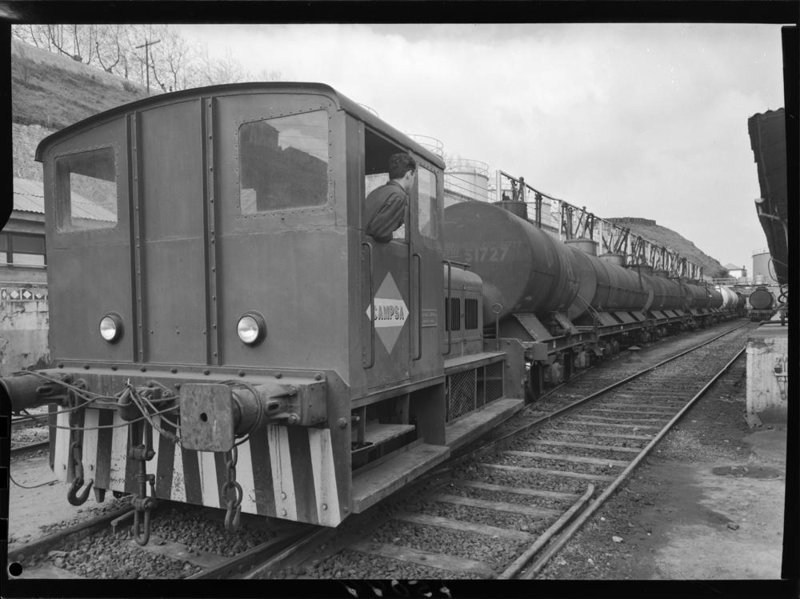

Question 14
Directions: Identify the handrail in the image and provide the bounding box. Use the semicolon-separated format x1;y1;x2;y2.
362;242;375;368
412;253;422;361
443;260;453;356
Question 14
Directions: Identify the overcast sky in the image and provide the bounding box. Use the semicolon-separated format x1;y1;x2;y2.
177;23;786;272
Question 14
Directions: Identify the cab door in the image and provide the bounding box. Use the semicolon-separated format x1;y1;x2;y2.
407;163;444;381
361;130;412;390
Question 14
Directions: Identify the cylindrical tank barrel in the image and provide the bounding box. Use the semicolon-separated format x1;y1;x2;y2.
749;286;775;310
444;202;579;321
708;287;723;309
643;273;683;311
683;282;710;309
493;200;528;220
592;259;650;312
716;286;738;311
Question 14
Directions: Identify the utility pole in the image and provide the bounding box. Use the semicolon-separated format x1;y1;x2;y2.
135;38;161;95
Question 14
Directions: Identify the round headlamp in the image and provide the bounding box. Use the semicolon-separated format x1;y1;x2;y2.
99;313;123;343
237;312;266;345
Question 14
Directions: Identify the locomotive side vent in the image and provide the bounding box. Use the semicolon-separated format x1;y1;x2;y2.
447;369;476;421
446;360;506;422
482;361;504;405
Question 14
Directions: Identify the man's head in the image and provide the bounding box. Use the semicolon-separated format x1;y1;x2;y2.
388;153;417;191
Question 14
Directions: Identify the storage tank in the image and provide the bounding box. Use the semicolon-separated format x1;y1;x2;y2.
445;158;489;202
752;250;775;284
443;201;579;321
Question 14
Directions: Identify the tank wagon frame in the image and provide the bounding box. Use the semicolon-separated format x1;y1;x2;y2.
2;83;742;540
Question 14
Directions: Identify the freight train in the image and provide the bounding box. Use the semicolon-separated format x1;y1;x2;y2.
2;83;744;541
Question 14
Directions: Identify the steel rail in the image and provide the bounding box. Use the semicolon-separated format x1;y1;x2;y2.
8;506;134;565
518;344;747;579
188;525;316;579
497;484;595;579
12;413;49;426
11;439;50;456
484;321;750;450
241;527;339;579
425;321;749;481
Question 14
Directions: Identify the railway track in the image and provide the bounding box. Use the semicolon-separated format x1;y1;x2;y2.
8;500;314;579
248;321;754;579
8;321;753;580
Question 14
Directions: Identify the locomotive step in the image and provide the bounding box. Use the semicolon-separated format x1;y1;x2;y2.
352;443;450;513
352;422;417;459
444;398;526;451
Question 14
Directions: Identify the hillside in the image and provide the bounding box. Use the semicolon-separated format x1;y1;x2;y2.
11;39;146;178
607;217;727;278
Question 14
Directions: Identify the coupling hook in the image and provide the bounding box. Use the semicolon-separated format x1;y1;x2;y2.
67;476;94;506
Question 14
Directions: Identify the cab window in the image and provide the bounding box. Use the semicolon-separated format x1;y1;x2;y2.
55;148;118;232
417;166;439;240
239;110;329;213
364;128;407;241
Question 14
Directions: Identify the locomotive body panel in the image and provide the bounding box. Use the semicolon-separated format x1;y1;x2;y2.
43;117;135;363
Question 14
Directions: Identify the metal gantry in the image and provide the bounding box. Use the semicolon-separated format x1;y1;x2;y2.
489;171;704;280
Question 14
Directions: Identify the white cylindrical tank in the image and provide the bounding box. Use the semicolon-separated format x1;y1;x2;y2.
752;250;775;284
445;158;489;202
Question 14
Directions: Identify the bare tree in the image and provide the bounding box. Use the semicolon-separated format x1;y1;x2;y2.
14;24;275;92
95;25;123;74
188;45;252;87
45;25;73;58
255;67;282;82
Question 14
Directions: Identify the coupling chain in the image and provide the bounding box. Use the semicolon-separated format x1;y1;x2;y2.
66;387;93;506
223;446;243;531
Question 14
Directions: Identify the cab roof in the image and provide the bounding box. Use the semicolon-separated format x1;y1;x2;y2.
35;82;446;170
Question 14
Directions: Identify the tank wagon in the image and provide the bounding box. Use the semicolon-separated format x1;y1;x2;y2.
443;201;739;396
749;285;777;321
1;82;741;540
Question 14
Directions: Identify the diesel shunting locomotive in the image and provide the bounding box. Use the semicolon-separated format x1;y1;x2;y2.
2;83;744;542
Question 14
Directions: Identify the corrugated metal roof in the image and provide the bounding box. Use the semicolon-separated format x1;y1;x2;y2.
13;177;45;214
13;177;116;222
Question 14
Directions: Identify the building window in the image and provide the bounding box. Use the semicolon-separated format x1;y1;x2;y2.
239;110;329;213
55;147;118;232
0;232;46;267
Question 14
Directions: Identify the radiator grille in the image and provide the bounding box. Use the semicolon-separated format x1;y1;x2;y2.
447;369;476;421
446;359;506;422
483;361;504;404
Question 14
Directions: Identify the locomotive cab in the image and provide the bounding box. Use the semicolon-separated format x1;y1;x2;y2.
4;83;526;532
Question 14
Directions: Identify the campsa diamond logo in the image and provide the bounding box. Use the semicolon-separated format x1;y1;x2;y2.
365;272;409;354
